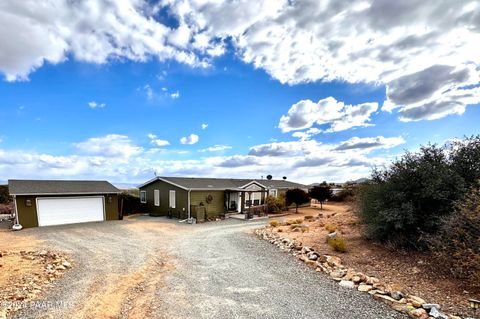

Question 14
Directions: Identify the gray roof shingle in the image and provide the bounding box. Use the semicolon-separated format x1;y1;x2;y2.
141;176;307;190
8;179;120;195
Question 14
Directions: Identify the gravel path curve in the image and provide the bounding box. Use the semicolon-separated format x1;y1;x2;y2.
9;217;408;318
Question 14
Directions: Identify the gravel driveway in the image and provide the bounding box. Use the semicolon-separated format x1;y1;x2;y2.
9;217;407;319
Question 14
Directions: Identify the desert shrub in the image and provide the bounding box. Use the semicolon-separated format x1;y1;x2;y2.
430;188;480;285
304;215;314;220
285;188;310;213
0;185;11;204
325;223;337;233
278;228;283;232
328;237;346;253
265;195;286;213
330;188;356;202
357;144;465;249
269;219;280;227
286;218;303;225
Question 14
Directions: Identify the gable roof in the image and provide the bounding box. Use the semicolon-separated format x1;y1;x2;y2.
139;176;307;190
8;179;120;196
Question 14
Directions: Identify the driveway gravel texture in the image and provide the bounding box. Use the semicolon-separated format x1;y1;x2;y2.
8;216;408;319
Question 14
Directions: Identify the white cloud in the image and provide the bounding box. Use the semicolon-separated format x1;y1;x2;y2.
74;134;142;158
279;97;378;133
170;91;180;99
0;133;405;184
0;1;207;81
201;123;208;130
198;145;231;152
147;133;170;147
335;136;405;151
88;101;106;109
2;0;478;122
180;134;199;145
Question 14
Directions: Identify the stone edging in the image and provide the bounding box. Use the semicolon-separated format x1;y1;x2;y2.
255;226;464;319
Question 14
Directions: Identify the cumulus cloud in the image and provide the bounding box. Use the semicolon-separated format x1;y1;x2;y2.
198;145;231;152
335;136;405;151
74;134;142;158
201;123;208;130
3;1;479;121
88;101;106;109
170;91;180;99
278;97;378;133
147;134;170;147
0;133;405;184
180;134;199;145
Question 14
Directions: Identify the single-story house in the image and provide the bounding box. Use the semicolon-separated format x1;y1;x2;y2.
138;176;308;219
8;179;121;228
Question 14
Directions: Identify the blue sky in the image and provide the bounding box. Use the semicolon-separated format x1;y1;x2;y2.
0;1;479;184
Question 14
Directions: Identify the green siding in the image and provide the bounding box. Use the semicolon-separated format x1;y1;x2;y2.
139;180;189;218
190;191;225;218
16;194;119;228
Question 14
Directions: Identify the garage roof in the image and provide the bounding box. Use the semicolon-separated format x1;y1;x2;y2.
8;179;121;196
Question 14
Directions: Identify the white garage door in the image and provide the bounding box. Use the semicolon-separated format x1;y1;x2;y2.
37;197;105;226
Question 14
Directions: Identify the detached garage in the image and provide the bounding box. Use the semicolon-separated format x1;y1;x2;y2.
8;180;121;228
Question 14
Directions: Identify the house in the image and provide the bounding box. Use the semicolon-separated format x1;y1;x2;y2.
8;179;121;228
138;176;308;219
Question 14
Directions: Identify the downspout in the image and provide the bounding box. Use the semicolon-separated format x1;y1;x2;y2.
12;195;22;230
187;189;191;219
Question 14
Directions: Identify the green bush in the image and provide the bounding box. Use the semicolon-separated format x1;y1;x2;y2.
0;185;11;204
328;237;346;253
265;195;286;213
357;143;466;249
430;188;480;285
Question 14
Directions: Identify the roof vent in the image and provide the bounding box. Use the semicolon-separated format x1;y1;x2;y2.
207;185;213;187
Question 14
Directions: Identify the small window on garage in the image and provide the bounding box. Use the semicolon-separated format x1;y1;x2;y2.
140;191;147;203
154;190;160;206
169;190;176;208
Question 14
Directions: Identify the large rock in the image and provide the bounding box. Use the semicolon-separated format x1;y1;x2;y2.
330;269;347;279
365;276;380;285
326;256;342;268
409;308;429;319
339;280;355;289
407;296;426;308
357;284;373;292
373;294;406;307
429;307;448;319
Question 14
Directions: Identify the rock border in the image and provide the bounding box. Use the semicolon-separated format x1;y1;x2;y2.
255;226;464;319
0;250;72;318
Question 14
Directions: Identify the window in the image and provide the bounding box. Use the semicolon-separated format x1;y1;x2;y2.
154;190;160;206
270;189;278;198
169;190;176;208
140;191;146;203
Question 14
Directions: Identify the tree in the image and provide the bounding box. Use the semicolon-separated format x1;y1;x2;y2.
309;182;332;210
357;144;465;249
285;188;310;213
450;135;480;189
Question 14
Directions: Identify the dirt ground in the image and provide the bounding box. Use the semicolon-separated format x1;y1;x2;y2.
269;202;479;318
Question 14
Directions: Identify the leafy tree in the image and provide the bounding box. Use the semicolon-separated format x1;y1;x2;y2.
309;182;332;210
285;188;310;213
450;135;480;189
357;144;465;249
0;185;11;204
